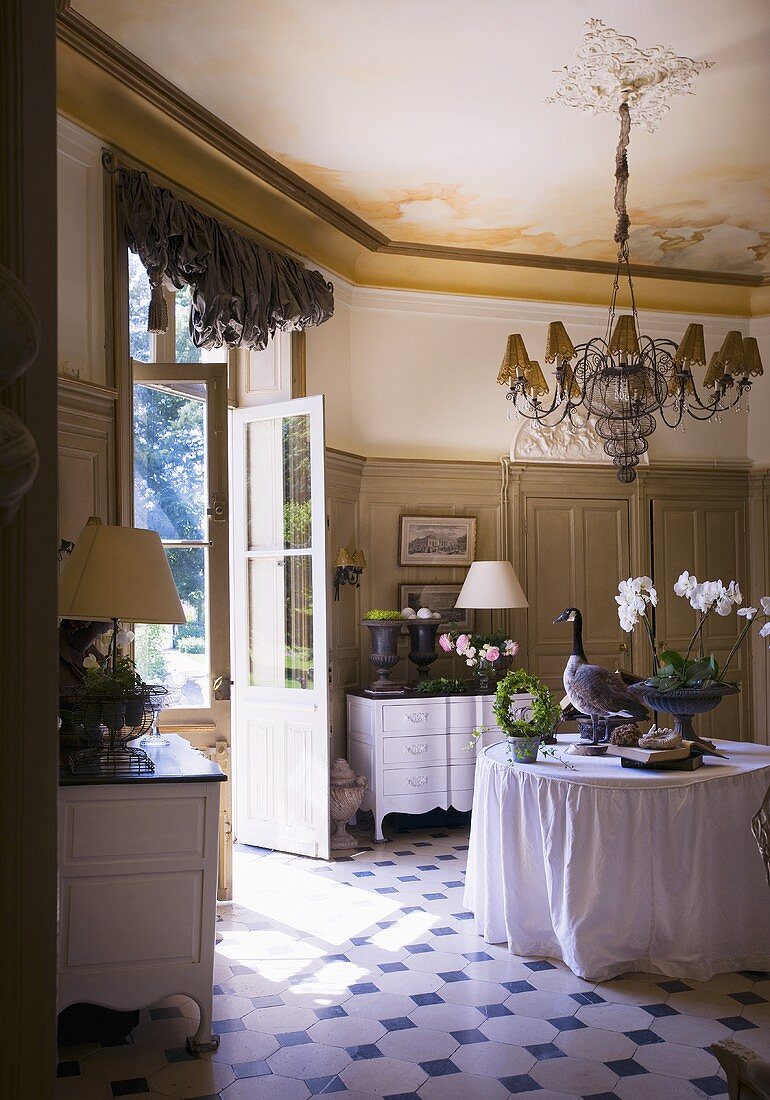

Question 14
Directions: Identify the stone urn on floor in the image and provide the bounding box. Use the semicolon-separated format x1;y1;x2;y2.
329;758;367;850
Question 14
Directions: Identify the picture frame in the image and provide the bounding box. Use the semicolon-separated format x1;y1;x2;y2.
398;582;475;634
398;515;477;567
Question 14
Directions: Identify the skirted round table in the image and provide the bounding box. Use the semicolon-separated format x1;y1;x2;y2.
464;736;770;981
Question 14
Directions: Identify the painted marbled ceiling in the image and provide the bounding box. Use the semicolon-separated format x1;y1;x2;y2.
73;0;770;278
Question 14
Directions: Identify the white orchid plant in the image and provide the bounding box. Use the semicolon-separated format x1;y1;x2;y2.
616;572;770;693
81;626;144;697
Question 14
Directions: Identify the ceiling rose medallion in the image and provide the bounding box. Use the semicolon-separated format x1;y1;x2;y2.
499;21;762;483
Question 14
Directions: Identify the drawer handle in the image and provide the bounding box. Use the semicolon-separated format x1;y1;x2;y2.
405;775;428;787
405;743;428;755
405;711;429;724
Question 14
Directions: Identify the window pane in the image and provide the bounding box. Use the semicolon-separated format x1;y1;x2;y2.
175;283;226;363
133;382;207;540
135;546;210;707
246;413;312;552
128;250;153;362
248;555;313;689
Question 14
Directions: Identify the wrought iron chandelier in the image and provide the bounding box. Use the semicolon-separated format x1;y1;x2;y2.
498;22;764;483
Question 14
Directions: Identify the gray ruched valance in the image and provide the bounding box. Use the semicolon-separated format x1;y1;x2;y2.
117;166;334;350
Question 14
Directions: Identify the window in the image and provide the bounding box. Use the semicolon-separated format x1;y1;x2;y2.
127;252;229;711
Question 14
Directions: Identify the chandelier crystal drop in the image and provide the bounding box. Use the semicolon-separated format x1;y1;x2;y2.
499;25;763;483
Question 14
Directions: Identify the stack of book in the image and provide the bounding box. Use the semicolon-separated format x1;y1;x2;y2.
606;741;703;771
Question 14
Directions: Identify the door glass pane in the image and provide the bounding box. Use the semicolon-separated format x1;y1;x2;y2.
246;413;312;552
248;555;313;689
135;546;210;707
128;250;153;362
133;382;207;540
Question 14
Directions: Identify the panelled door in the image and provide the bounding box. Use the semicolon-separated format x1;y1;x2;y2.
651;498;748;741
525;497;632;700
231;395;330;858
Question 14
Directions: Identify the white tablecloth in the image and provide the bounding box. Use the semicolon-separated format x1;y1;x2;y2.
464;737;770;981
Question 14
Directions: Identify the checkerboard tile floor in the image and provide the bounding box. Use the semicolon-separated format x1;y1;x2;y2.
56;826;770;1098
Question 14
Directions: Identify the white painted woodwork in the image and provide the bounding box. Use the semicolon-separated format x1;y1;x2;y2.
231;395;331;857
57;377;117;541
234;331;293;406
57;118;106;386
347;692;531;842
58;758;222;1050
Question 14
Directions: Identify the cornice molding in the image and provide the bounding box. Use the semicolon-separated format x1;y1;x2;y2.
380;240;762;289
336;279;749;335
56;4;386;250
56;4;766;291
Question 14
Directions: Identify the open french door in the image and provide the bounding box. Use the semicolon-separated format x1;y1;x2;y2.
231;395;330;858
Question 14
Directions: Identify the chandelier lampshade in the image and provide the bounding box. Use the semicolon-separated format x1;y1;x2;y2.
674;324;706;368
742;338;764;378
497;23;762;482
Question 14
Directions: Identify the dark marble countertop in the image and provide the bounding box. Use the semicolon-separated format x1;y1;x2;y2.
60;733;227;786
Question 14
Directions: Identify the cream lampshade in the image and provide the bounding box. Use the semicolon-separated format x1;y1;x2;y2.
59;516;186;625
455;560;528;609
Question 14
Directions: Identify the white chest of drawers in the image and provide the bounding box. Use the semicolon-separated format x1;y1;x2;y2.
346;691;531;841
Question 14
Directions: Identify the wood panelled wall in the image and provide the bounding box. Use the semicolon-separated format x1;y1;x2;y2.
329;453;766;753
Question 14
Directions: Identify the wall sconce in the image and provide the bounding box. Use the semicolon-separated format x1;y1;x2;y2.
333;548;366;601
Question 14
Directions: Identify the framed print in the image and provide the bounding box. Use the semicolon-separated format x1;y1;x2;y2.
398;515;477;567
398;582;475;634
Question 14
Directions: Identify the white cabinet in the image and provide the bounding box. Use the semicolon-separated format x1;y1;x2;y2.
347;692;531;841
58;736;225;1053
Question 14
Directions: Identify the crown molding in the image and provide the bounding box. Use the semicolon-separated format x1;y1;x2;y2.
380;240;762;289
55;4;387;251
56;3;765;292
339;280;749;336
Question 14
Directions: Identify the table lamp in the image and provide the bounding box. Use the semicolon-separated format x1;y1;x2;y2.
59;517;187;758
455;560;529;609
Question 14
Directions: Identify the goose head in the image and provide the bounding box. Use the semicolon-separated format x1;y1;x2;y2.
553;607;579;624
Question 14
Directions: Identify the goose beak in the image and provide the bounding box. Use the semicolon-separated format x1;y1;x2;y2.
553;610;568;624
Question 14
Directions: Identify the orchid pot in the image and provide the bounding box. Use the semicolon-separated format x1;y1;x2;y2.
627;680;738;740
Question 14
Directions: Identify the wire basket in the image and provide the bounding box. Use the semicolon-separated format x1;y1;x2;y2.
60;686;169;776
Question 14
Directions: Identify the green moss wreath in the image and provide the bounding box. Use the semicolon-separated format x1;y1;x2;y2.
493;669;561;739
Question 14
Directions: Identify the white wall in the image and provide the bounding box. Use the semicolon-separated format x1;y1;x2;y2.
307;298;354;452
748;318;770;468
308;280;753;465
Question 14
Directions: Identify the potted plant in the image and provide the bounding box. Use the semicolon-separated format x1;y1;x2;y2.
616;574;770;738
474;669;564;765
60;625;166;756
438;629;520;691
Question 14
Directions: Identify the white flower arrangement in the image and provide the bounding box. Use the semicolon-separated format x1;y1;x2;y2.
616;570;770;690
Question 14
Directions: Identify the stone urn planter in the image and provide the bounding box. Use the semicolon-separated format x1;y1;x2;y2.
627;681;739;740
405;618;444;679
361;619;404;695
329;758;367;850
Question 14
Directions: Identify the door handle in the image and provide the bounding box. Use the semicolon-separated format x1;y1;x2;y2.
619;643;628;652
213;676;232;701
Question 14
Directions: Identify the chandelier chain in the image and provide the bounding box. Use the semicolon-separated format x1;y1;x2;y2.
613;102;631;246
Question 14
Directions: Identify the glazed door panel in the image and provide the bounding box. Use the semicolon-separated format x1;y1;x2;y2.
525;497;631;701
651;499;748;741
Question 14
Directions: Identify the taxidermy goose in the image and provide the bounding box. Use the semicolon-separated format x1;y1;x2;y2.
554;607;648;743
